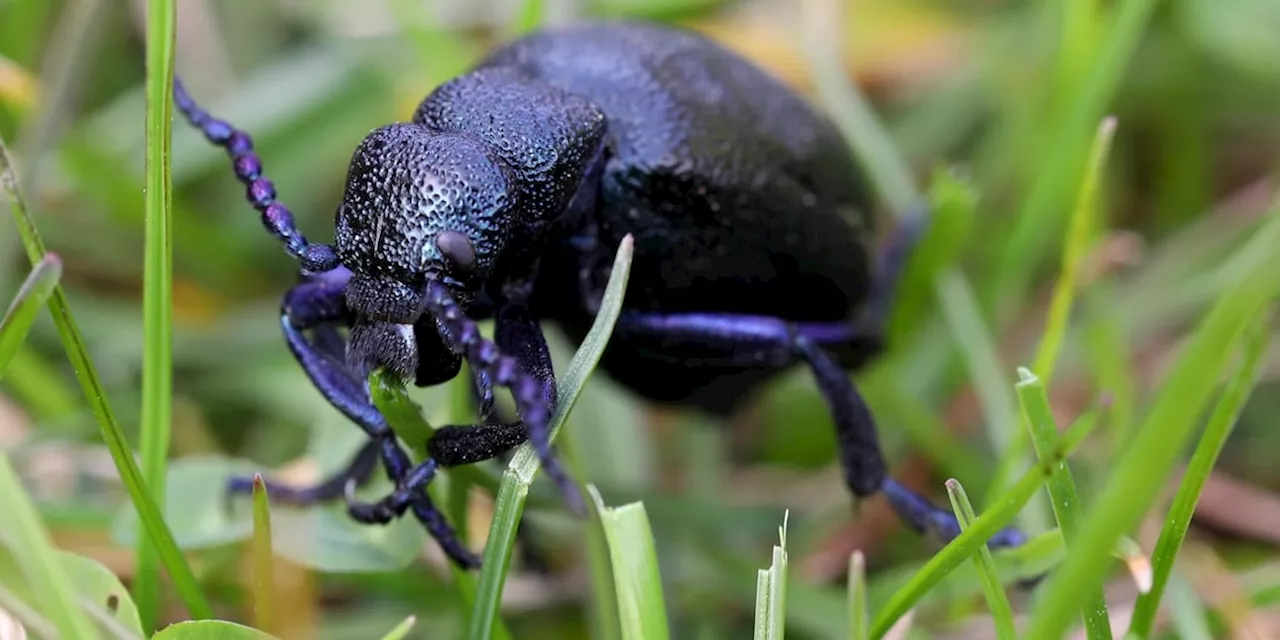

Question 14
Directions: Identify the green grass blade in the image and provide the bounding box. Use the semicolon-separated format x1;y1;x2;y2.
250;475;274;635
135;0;178;629
848;551;867;640
379;616;417;640
1016;367;1112;639
0;452;99;639
944;480;1015;640
870;404;1105;638
1033;116;1118;386
591;487;670;640
993;0;1165;309
0;253;60;376
1;134;212;621
771;519;788;640
754;513;789;640
558;436;621;640
1023;209;1280;640
1127;305;1275;637
753;569;771;640
468;235;634;640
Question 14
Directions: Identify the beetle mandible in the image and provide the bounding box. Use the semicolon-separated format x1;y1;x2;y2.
174;21;1025;568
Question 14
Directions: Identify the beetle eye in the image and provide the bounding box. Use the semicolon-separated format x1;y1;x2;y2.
436;230;475;274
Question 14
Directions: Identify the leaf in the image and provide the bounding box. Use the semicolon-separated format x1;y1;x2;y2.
378;616;417;640
152;620;279;639
592;487;670;640
0;253;61;378
0;450;98;640
468;235;635;640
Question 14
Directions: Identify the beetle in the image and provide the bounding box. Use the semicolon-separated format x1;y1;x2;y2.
174;20;1024;568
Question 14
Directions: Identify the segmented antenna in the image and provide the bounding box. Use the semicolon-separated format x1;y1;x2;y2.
424;278;586;516
173;77;339;273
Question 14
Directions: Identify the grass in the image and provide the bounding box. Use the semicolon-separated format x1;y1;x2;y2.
135;0;177;629
592;487;671;640
944;479;1015;640
1127;304;1276;636
1016;368;1112;639
2;0;1280;638
468;235;634;639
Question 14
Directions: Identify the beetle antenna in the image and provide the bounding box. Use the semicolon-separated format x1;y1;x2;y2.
423;278;586;515
173;76;339;273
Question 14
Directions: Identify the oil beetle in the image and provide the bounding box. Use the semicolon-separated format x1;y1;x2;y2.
175;21;1025;568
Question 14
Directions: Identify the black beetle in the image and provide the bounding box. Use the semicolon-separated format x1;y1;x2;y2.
175;21;1024;568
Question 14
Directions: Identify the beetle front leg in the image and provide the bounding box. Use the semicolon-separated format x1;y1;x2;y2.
612;310;1026;549
423;281;585;514
241;271;479;568
346;302;560;520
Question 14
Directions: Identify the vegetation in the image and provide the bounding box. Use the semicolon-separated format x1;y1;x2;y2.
2;0;1279;637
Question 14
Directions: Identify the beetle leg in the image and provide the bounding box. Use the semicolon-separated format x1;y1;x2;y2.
611;310;1026;549
229;439;381;505
231;273;479;568
345;305;556;518
423;282;585;514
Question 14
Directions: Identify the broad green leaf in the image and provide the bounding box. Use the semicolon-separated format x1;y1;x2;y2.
152;620;279;639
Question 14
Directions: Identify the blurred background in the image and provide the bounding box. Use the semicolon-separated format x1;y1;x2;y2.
2;0;1280;637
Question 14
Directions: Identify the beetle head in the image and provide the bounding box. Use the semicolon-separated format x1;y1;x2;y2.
335;123;515;382
335;123;516;324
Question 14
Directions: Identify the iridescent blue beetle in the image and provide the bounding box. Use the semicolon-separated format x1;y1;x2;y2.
175;21;1024;568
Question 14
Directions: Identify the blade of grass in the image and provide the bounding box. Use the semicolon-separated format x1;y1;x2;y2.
848;551;867;640
467;235;634;640
1;134;211;620
753;513;789;640
0;254;61;376
558;435;621;640
1032;116;1118;386
0;453;98;639
870;401;1105;638
944;479;1015;640
135;0;178;629
753;570;772;640
1127;305;1275;637
591;487;670;640
251;475;274;634
992;0;1165;311
379;616;417;640
1022;209;1280;640
1016;367;1112;639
